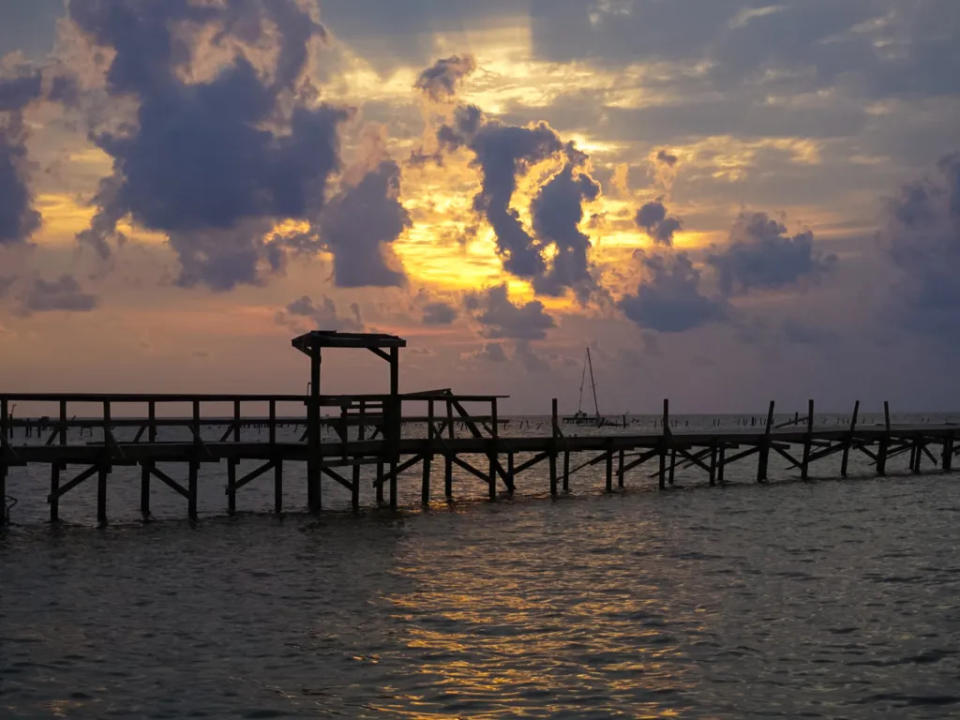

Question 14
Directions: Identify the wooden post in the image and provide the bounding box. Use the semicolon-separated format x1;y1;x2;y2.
275;459;283;514
605;447;613;493
709;443;717;486
388;346;399;511
562;450;570;492
550;398;558;496
943;436;954;472
49;463;60;523
307;345;321;511
389;459;398;510
422;455;431;506
617;448;625;488
509;452;517;493
444;399;453;499
801;399;814;481
0;464;6;527
140;462;151;518
877;401;890;476
227;459;237;515
97;465;108;527
717;445;726;485
488;451;496;501
668;447;677;486
377;462;385;506
269;400;276;446
757;400;774;483
840;400;859;478
659;399;669;489
187;461;198;521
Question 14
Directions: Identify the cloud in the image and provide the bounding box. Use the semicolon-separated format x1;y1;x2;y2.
0;71;42;111
276;295;363;331
618;251;724;332
67;1;346;290
438;104;563;277
462;342;508;363
656;149;678;167
635;200;681;246
0;68;43;245
708;211;834;295
422;301;457;325
531;148;601;298
415;54;476;101
19;275;98;314
882;152;960;337
465;284;555;340
320;160;409;287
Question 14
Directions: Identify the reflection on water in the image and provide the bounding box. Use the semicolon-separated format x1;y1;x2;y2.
4;473;960;717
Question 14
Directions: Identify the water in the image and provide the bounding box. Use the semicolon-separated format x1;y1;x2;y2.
3;417;960;717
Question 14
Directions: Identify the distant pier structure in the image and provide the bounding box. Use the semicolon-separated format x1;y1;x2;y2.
1;331;959;525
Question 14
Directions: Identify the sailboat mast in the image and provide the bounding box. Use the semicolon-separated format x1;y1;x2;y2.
586;347;600;418
577;348;587;414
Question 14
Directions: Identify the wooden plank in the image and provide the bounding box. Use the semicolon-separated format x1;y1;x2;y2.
149;464;189;499
48;464;98;501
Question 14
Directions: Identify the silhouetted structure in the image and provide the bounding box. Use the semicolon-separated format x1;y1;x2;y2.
1;334;958;525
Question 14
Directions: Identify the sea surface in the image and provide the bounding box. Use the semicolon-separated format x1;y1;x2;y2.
3;414;960;717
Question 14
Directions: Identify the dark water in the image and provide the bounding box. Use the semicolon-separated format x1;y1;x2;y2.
3;415;960;717
4;475;960;717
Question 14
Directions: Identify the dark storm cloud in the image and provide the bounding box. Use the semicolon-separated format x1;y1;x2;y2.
708;212;834;295
422;301;457;325
0;72;42;111
0;67;43;245
656;149;678;167
19;275;98;314
415;54;476;101
618;252;724;333
531;149;601;297
68;0;346;290
465;284;555;340
320;160;409;288
635;200;681;246
467;120;563;277
279;295;362;331
883;152;960;337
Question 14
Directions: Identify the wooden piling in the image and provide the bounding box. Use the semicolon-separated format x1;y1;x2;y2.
562;450;570;493
617;448;625;489
97;465;108;526
877;401;890;476
668;447;677;486
840;400;859;478
422;454;431;505
717;445;726;485
550;398;558;496
757;400;774;483
445;399;454;499
227;459;237;515
389;460;398;510
801;399;814;481
49;463;60;523
488;452;496;501
188;461;198;521
659;399;669;489
943;437;954;472
605;447;613;493
275;459;283;514
709;443;717;486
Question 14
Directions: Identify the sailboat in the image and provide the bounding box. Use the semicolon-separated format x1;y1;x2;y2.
564;347;604;426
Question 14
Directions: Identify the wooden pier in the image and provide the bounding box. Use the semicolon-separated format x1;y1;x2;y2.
2;332;958;525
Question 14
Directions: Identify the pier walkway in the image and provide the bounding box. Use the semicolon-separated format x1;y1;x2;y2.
2;332;957;525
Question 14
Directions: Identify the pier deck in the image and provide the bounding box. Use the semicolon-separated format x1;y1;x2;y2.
2;331;958;525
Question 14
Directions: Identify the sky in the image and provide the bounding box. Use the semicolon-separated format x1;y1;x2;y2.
0;0;959;414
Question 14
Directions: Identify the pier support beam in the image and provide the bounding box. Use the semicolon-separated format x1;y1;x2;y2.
422;454;431;506
140;462;152;518
378;462;386;506
943;437;954;472
668;447;677;486
757;401;774;483
840;400;859;478
275;459;283;514
227;459;237;515
389;460;398;510
49;463;60;523
617;449;625;489
877;401;891;476
717;445;726;485
709;444;717;486
188;461;198;522
562;450;570;493
801;399;814;481
605;447;613;493
97;465;108;527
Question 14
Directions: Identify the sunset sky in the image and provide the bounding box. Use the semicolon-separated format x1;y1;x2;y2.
1;0;959;413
